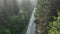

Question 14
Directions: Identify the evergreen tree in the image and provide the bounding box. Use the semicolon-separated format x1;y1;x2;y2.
35;0;60;34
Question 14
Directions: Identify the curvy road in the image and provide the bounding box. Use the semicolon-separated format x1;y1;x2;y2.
26;8;36;34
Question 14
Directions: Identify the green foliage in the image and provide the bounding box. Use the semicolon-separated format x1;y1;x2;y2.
0;12;28;34
0;7;32;34
0;0;33;34
48;12;60;34
35;0;60;34
0;27;11;34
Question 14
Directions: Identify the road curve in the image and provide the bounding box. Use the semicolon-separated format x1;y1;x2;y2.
26;9;36;34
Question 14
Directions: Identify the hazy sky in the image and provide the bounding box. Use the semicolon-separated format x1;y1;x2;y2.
17;0;37;4
17;0;37;7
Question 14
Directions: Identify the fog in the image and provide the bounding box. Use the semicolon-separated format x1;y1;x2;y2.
17;0;37;8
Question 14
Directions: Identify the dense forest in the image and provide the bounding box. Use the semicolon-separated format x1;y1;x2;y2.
35;0;60;34
1;0;60;34
0;0;34;34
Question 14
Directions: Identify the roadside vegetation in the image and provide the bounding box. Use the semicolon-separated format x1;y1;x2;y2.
0;0;34;34
35;0;60;34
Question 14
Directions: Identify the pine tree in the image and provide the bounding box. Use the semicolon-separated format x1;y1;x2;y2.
35;0;60;34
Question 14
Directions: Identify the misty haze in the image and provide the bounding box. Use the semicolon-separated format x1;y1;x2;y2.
0;0;60;34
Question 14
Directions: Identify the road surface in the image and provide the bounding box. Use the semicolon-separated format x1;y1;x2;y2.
26;9;36;34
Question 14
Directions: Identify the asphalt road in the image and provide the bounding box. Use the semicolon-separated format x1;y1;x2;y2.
26;9;36;34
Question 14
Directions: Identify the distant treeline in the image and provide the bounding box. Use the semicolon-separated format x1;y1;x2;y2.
0;0;34;34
